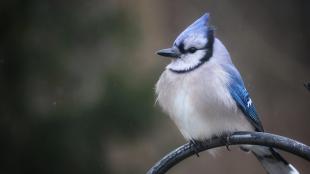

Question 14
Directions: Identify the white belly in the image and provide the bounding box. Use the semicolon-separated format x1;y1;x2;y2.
155;62;254;140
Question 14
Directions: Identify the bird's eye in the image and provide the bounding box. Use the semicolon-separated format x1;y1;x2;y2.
188;47;197;53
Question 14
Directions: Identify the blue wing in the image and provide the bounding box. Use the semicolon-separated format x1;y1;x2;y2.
224;64;264;131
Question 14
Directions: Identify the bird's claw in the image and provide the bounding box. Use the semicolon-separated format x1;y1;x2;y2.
225;134;231;151
190;140;202;157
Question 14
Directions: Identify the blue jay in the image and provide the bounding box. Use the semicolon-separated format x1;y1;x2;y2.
155;13;299;174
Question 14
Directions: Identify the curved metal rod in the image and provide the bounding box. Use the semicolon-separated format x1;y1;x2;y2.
147;131;310;174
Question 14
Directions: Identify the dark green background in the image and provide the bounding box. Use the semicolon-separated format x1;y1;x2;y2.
1;0;309;174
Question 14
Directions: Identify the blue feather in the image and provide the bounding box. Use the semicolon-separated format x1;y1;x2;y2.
223;64;264;131
174;13;210;47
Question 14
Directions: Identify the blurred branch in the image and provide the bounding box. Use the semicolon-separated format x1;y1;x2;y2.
147;131;310;174
305;82;310;91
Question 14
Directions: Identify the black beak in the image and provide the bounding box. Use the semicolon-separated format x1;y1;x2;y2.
156;47;181;58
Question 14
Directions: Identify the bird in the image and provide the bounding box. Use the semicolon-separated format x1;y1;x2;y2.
155;13;299;174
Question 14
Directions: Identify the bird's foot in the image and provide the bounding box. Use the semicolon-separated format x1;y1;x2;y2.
225;134;232;151
190;140;203;157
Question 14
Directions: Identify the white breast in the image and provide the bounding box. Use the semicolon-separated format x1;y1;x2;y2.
155;40;254;140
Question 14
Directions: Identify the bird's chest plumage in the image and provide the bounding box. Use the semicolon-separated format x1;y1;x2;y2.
155;63;253;140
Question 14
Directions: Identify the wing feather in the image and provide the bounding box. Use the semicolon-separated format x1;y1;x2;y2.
224;64;264;131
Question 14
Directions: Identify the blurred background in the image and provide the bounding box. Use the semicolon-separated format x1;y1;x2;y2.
1;0;310;174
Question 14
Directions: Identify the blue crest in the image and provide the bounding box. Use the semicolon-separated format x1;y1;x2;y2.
174;13;210;46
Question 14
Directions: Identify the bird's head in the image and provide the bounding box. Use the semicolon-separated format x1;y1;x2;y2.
157;13;214;73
